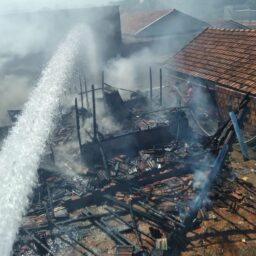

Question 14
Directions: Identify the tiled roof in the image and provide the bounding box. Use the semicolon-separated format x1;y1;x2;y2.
121;9;173;35
165;28;256;95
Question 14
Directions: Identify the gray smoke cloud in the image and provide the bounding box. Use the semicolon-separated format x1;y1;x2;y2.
105;48;158;91
0;0;118;125
0;0;115;14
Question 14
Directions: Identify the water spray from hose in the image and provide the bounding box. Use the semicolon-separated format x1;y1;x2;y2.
0;25;83;255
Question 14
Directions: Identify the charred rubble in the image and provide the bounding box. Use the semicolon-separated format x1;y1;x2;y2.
11;76;256;256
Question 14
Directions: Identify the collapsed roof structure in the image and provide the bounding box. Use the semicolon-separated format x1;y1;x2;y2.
11;68;256;255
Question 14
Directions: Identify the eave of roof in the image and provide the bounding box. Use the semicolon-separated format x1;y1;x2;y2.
164;27;256;95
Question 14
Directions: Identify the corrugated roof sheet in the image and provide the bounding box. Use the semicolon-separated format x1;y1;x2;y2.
165;28;256;94
121;9;173;35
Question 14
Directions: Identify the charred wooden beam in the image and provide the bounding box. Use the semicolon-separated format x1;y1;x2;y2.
84;76;90;110
206;93;250;148
149;67;153;101
137;201;184;228
23;210;128;232
160;68;163;105
52;222;98;256
105;208;155;242
82;209;132;246
75;98;82;150
55;233;85;255
64;166;193;212
129;201;143;247
23;229;54;256
104;195;174;231
102;71;105;105
79;77;84;109
46;184;54;219
92;84;97;142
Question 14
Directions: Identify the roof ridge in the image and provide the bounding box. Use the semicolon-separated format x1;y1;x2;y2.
134;9;174;35
121;9;173;16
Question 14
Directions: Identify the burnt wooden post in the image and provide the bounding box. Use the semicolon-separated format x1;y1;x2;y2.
79;77;84;108
92;84;97;142
102;71;105;105
46;184;54;218
149;67;153;101
160;68;163;106
49;144;55;164
84;76;90;110
129;201;143;247
75;98;82;150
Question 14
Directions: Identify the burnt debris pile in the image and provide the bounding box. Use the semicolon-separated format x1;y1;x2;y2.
11;78;256;256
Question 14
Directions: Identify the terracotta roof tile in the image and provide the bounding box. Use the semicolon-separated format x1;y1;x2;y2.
166;28;256;94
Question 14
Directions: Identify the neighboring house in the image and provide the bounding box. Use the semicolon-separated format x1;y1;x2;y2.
120;9;209;57
211;19;250;29
164;28;256;131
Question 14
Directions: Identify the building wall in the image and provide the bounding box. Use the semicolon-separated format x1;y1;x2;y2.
215;86;256;132
163;70;256;132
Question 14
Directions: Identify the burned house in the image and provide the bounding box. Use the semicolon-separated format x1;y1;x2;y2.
120;9;209;56
79;84;191;166
164;27;256;131
5;4;256;256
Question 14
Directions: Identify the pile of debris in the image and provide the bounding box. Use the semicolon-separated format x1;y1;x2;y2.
12;86;256;256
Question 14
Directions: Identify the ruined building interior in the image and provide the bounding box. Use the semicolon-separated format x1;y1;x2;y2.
0;1;256;256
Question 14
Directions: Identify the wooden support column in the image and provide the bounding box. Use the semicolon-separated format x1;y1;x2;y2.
149;67;153;101
79;77;84;108
84;76;90;110
160;68;163;106
92;84;97;142
102;71;105;105
75;98;82;150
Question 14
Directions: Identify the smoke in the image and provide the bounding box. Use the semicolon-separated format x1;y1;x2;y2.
105;48;159;91
0;1;120;126
0;25;82;255
0;0;115;14
0;75;32;124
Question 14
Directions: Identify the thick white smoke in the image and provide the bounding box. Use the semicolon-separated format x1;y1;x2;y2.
0;0;113;14
0;26;82;255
